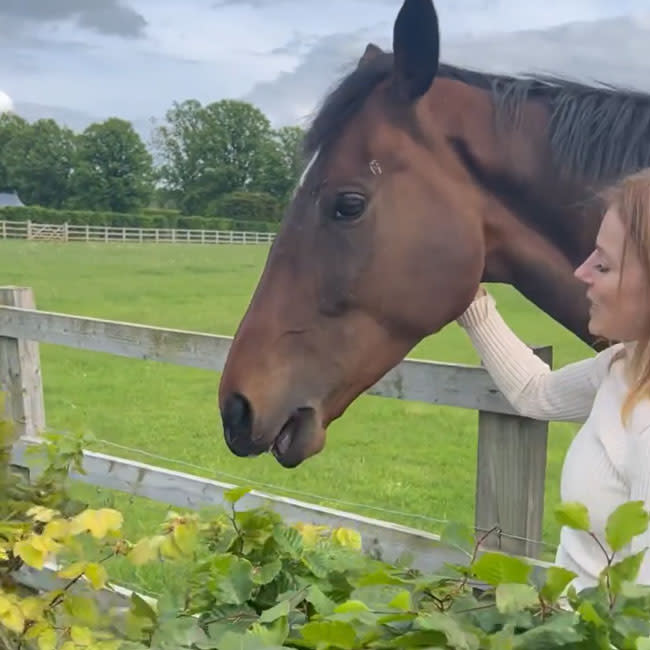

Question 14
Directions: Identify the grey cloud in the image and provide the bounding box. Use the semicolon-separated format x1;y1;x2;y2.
269;32;315;57
0;0;147;38
244;14;650;127
243;32;367;127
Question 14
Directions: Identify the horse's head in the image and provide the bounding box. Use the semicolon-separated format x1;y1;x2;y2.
218;0;493;467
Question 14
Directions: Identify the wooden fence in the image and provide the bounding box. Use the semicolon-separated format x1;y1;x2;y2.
0;219;276;245
1;286;559;595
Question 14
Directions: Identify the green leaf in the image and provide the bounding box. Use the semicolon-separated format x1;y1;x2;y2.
350;585;408;610
637;638;650;650
471;552;532;586
249;617;290;647
440;521;476;557
300;621;357;649
84;562;108;590
63;595;99;628
218;630;289;650
272;524;303;559
13;538;47;570
334;600;370;614
306;585;336;616
207;555;255;605
302;551;329;579
512;613;584;648
224;486;252;505
496;584;539;614
606;501;649;552
379;630;447;647
608;550;646;594
259;600;291;624
251;559;282;585
578;601;606;628
129;593;157;623
555;502;591;531
37;627;58;650
539;566;577;603
415;612;479;650
388;590;412;611
0;596;25;635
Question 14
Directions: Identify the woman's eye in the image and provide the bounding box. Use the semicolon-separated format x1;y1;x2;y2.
332;193;366;221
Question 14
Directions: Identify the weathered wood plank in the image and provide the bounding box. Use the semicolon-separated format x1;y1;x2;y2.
11;441;471;573
0;304;232;372
0;305;537;415
0;288;46;439
474;346;552;559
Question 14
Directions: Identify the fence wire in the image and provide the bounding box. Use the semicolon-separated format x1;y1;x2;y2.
46;430;557;555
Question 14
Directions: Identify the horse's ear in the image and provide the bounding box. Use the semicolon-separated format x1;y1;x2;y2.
358;43;384;68
392;0;440;102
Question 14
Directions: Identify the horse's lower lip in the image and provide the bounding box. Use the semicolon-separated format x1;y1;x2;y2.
271;417;296;458
269;407;318;468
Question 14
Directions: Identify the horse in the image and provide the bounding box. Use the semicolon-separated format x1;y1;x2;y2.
218;0;650;469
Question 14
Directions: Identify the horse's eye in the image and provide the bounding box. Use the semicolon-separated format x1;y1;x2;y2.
333;192;366;221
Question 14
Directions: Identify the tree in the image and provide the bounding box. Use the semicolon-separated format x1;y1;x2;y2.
258;125;305;203
154;99;296;215
68;118;153;212
0;113;29;193
151;99;205;214
3;119;76;208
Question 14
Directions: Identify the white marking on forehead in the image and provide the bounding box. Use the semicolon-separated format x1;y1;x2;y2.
292;148;321;198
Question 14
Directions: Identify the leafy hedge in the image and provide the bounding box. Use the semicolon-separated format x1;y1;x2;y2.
209;192;282;224
0;206;281;233
3;408;650;649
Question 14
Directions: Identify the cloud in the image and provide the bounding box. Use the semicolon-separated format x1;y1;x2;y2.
244;12;650;127
0;0;147;38
5;0;650;140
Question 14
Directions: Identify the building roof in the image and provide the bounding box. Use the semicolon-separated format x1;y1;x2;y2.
0;192;24;207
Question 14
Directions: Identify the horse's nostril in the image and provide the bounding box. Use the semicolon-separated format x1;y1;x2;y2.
222;393;253;454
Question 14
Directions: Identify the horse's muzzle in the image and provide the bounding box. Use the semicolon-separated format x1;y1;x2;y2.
221;392;326;468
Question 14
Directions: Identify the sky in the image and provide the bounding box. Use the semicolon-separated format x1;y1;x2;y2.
2;0;650;139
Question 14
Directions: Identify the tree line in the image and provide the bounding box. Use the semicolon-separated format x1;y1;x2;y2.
0;99;306;220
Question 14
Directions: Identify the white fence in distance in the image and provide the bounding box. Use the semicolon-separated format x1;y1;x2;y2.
0;219;276;245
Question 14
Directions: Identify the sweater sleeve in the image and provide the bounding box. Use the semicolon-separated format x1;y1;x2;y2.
456;293;622;422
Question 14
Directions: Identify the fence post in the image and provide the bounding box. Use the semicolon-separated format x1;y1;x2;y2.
474;344;552;559
0;287;46;441
1;220;5;240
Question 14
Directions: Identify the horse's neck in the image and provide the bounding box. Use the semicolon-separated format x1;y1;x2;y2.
482;160;603;347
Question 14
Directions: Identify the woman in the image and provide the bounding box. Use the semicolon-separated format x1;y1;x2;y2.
457;168;650;592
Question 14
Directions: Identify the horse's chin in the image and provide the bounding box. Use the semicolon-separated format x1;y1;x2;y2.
269;407;326;468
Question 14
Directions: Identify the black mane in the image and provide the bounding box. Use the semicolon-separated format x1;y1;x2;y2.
304;51;650;183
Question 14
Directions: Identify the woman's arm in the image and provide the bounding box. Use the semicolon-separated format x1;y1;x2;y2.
457;291;621;422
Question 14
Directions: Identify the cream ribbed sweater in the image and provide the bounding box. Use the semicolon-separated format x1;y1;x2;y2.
457;293;650;591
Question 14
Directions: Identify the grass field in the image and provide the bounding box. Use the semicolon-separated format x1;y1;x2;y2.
0;240;595;593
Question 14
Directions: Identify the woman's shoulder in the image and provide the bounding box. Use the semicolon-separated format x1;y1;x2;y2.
582;342;626;389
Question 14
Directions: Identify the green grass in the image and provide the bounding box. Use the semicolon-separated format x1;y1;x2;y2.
0;240;595;590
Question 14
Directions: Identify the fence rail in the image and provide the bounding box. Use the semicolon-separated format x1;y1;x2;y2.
1;287;560;589
0;219;276;244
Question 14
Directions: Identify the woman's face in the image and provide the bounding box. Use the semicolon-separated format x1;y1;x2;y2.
574;206;649;342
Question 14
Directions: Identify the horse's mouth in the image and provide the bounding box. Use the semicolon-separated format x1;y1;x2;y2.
269;407;324;468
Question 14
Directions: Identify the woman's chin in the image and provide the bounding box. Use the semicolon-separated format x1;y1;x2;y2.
587;318;602;337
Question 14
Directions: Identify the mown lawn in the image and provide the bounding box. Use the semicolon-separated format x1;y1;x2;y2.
0;240;594;593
